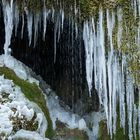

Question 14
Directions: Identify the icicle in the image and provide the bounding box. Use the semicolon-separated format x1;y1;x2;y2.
93;18;98;102
119;55;126;130
96;10;108;131
139;107;140;137
71;19;75;110
112;57;118;134
21;14;25;39
133;104;137;139
43;1;50;41
131;0;137;18
14;4;19;36
138;87;140;136
43;3;47;41
138;0;140;16
57;12;61;42
51;7;55;22
75;23;78;39
74;0;78;16
2;0;14;55
106;10;115;137
61;9;64;31
126;74;134;140
26;11;33;46
54;15;59;63
83;20;94;96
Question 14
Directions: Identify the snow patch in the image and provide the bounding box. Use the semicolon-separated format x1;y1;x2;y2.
10;129;49;140
0;55;39;85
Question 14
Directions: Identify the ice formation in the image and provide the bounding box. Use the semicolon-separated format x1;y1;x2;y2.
2;0;14;55
83;8;139;140
0;0;140;139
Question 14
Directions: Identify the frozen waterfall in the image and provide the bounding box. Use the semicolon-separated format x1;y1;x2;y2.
1;0;140;139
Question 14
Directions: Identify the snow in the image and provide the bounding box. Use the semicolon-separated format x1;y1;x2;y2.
0;55;39;85
0;105;13;135
78;119;87;130
0;74;47;139
10;130;49;140
36;113;44;132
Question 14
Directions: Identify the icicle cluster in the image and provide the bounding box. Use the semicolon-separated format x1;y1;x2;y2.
83;1;140;139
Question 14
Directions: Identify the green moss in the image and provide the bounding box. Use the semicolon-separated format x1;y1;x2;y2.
14;0;128;20
0;67;54;138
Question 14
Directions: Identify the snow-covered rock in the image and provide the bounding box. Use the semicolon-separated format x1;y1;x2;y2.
0;75;47;139
0;55;39;85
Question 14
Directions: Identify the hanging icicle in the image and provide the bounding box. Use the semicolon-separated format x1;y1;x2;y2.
2;0;14;55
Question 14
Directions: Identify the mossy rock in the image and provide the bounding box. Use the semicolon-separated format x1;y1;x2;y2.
0;66;54;138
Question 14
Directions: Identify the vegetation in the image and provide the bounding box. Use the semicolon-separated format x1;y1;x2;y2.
15;0;127;18
0;67;54;138
120;0;140;85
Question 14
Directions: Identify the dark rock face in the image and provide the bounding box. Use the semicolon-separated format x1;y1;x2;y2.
0;6;99;115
